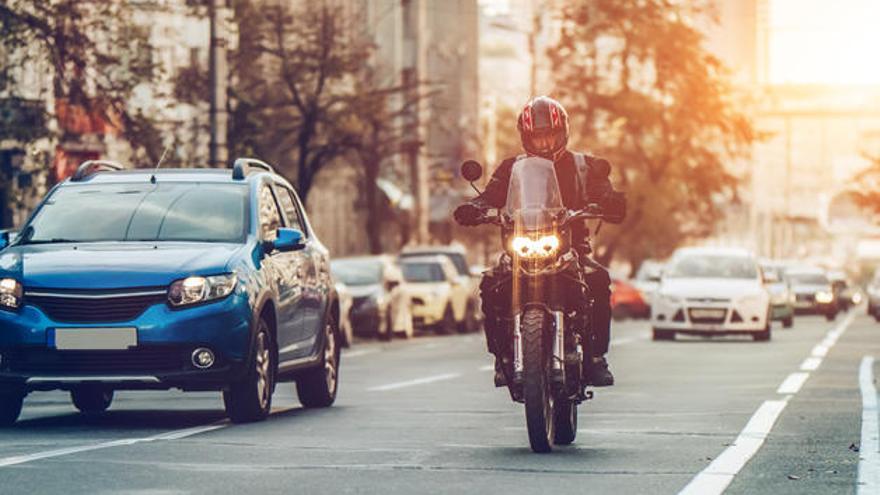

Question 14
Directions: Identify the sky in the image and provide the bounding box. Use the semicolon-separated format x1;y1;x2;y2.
769;0;880;85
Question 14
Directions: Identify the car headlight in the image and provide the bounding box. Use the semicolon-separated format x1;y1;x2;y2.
0;278;22;311
815;291;834;304
168;273;237;307
510;235;560;259
852;292;863;304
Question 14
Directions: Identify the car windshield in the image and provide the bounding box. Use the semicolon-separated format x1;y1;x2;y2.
667;255;758;279
401;252;469;276
331;259;382;286
21;182;247;244
788;273;829;285
402;262;445;282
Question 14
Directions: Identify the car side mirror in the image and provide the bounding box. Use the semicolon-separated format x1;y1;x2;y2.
0;230;15;251
269;228;306;253
461;160;483;182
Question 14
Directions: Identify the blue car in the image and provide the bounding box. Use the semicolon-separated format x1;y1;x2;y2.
0;159;341;425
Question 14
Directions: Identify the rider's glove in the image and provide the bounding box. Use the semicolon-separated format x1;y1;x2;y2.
454;203;483;226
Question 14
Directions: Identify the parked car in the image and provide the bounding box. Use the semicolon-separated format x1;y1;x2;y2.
335;282;355;347
760;262;794;328
787;268;838;321
0;158;342;426
330;255;413;340
611;278;650;320
632;260;664;311
400;256;463;333
867;270;880;321
651;247;771;341
400;245;481;332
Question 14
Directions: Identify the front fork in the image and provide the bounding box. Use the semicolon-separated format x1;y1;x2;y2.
512;310;567;385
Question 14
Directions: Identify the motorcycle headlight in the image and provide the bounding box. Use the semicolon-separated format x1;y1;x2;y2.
168;273;237;307
815;291;834;304
510;235;560;259
0;278;22;311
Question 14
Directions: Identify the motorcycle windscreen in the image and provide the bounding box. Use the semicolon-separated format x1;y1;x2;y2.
504;157;565;231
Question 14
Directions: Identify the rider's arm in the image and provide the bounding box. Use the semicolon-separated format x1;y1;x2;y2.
470;158;515;210
584;156;626;224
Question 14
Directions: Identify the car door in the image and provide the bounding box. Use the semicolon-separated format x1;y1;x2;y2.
258;183;306;364
273;183;322;357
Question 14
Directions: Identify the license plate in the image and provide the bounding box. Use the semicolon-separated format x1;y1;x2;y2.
53;328;137;350
690;308;725;319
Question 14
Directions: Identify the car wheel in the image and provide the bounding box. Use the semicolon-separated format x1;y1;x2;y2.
224;317;275;423
783;315;794;328
459;302;479;333
438;305;456;335
71;386;114;415
0;388;24;427
753;322;772;341
378;309;392;342
652;328;674;341
296;314;341;408
825;311;837;322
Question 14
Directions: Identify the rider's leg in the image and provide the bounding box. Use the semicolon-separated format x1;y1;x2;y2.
583;265;615;387
479;268;508;387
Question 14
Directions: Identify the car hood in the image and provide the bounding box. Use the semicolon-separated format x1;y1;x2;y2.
659;277;764;299
0;242;241;289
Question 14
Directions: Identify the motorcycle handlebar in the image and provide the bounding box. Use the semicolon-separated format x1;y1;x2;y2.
471;207;606;227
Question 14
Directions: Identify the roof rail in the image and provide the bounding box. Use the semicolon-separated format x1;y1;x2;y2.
70;160;125;182
232;158;275;180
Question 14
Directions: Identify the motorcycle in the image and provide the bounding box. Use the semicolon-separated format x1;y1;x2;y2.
459;156;608;453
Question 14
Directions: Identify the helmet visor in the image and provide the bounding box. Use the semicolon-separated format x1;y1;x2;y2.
524;129;566;156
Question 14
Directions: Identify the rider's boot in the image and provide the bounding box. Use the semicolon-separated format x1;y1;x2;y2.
493;355;508;387
585;356;614;387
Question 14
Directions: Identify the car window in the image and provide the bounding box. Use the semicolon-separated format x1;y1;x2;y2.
331;259;383;286
788;273;829;285
667;255;757;279
259;184;283;241
402;262;446;282
22;183;248;243
401;252;469;276
276;185;307;236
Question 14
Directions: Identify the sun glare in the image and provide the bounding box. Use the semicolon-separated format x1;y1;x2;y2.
769;0;880;85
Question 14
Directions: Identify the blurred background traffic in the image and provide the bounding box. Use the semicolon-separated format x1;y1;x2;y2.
3;0;880;344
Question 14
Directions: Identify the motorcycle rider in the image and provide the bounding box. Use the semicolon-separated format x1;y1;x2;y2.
454;96;626;387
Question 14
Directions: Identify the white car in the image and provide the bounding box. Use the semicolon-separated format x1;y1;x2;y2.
334;282;355;347
400;256;462;333
651;247;771;341
400;245;480;332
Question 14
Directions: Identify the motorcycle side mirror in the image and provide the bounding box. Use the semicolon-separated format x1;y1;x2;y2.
461;160;483;182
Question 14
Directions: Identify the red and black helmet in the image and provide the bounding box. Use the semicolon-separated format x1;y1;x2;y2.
517;96;569;160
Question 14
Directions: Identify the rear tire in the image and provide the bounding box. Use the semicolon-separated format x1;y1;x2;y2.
378;309;392;342
825;310;837;322
652;328;674;341
224;317;275;423
553;399;577;445
71;386;113;415
0;389;24;427
296;315;341;408
522;308;554;453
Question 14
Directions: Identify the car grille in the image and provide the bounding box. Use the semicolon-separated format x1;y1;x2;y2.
688;308;728;324
1;347;188;374
25;290;167;323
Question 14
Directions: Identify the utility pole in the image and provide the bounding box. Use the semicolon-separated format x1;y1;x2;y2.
528;3;541;97
208;0;228;168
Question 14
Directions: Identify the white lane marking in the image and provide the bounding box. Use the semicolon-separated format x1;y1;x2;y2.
342;348;380;359
367;373;461;392
800;356;823;371
776;372;809;395
0;421;227;468
858;356;879;494
679;312;855;495
678;399;789;495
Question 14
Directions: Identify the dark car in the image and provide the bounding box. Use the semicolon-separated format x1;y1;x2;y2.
0;159;342;425
788;269;838;321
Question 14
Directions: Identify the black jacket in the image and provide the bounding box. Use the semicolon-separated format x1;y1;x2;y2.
470;151;625;224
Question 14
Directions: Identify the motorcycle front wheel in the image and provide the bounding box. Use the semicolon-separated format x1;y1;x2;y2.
522;307;555;453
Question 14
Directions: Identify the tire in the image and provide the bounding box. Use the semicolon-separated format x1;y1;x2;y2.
0;390;24;427
438;305;456;335
296;314;341;408
522;307;554;453
783;315;793;329
652;328;674;341
378;309;392;342
71;386;113;415
553;399;577;445
224;317;275;423
753;323;771;342
825;311;837;322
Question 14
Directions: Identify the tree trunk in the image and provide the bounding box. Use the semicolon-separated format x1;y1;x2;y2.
364;155;383;254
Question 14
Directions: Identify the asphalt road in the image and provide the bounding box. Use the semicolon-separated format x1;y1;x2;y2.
0;312;878;494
